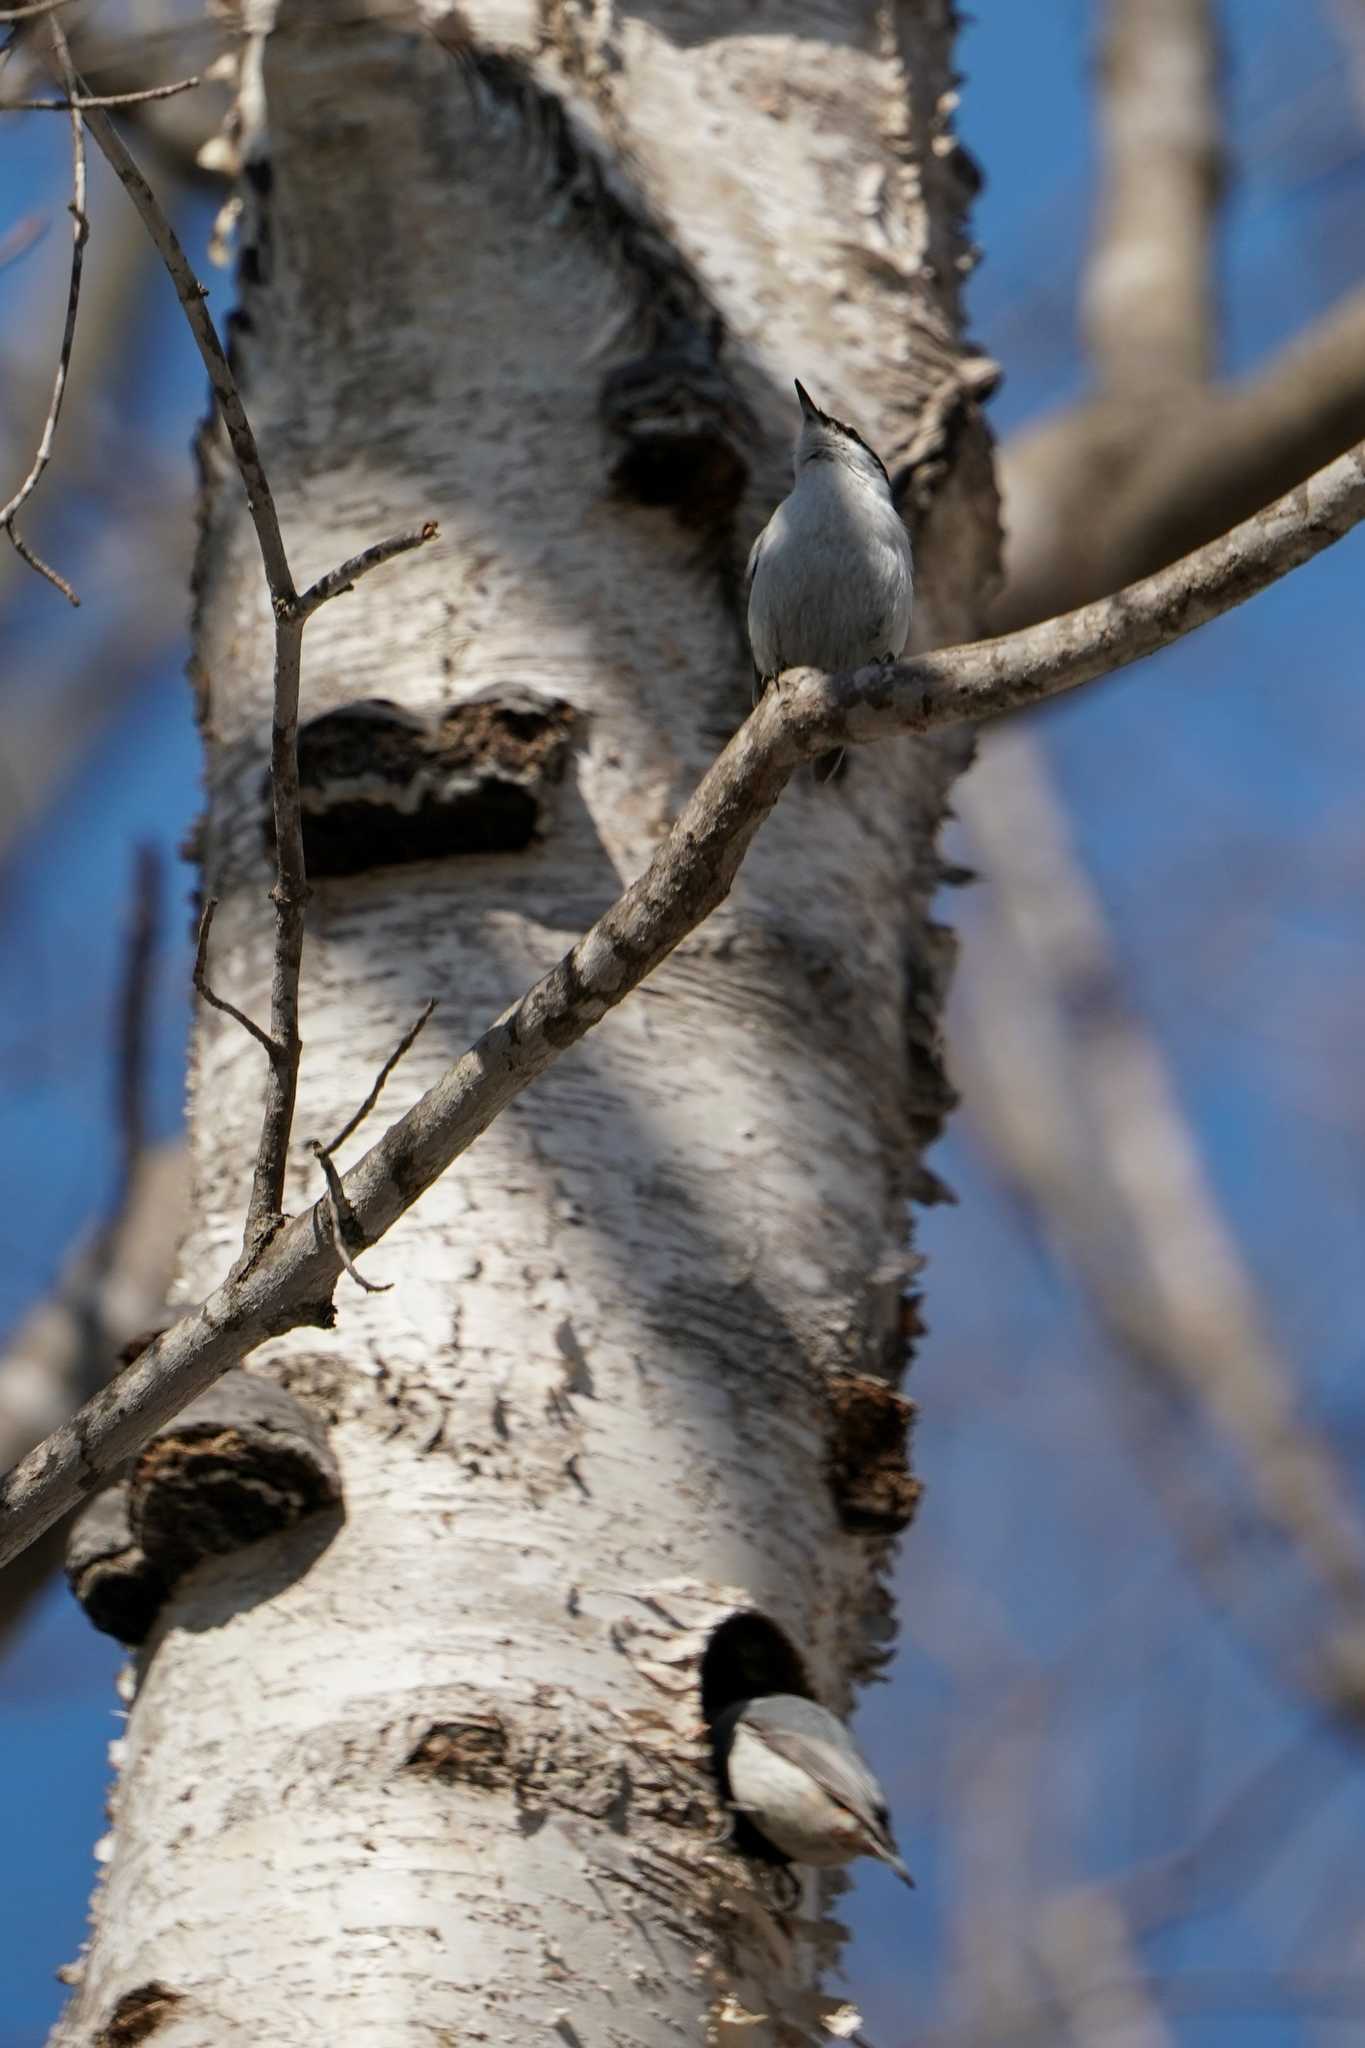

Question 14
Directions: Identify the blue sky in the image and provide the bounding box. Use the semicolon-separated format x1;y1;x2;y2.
3;4;1365;2041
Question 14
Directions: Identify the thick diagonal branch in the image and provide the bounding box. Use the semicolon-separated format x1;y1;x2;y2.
3;429;1365;1573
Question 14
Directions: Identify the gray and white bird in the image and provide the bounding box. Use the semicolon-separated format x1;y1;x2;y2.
746;380;913;780
713;1692;914;1889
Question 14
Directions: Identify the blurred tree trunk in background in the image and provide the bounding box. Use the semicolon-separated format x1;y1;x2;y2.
51;2;996;2039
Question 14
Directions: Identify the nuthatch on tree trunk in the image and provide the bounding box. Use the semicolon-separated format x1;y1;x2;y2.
713;1693;914;1888
745;381;913;781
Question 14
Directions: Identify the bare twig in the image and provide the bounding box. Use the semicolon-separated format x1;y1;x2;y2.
76;93;438;1262
306;1001;438;1290
254;610;311;1255
4;427;1365;1570
5;522;78;602
322;1000;438;1158
192;899;282;1062
295;523;440;620
0;11;86;604
0;0;73;19
73;103;292;592
2;75;200;111
308;1142;392;1295
70;98;300;1258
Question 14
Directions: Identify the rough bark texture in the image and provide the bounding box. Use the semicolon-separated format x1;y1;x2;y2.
54;2;995;2040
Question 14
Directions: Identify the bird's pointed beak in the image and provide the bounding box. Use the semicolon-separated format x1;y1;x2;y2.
794;379;819;420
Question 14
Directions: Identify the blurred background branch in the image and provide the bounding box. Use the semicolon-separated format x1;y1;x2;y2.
0;847;184;1645
930;0;1365;2037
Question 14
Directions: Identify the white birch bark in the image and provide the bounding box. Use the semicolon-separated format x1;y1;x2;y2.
54;2;995;2040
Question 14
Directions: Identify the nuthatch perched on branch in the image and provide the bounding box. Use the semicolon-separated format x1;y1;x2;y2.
745;381;913;781
713;1693;914;1889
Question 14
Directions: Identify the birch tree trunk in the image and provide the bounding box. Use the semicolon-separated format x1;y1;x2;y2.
54;1;996;2039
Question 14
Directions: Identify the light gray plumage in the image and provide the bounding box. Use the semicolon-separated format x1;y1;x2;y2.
746;380;913;779
714;1692;914;1889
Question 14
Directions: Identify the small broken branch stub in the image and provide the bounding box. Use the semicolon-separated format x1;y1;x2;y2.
65;1371;342;1641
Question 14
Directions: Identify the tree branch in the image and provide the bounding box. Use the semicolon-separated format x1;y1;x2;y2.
998;285;1365;630
294;524;440;620
4;430;1365;1573
74;103;292;596
0;12;87;604
192;898;282;1062
1084;0;1222;393
953;730;1365;1633
308;1142;392;1296
840;436;1365;741
319;998;438;1158
2;77;201;112
978;0;1365;1747
0;849;179;1643
1107;284;1365;583
997;0;1365;634
76;95;438;1264
0;0;72;20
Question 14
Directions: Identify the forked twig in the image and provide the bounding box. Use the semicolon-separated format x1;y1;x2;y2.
306;1001;437;1293
193;899;282;1064
73;91;437;1264
322;1000;438;1157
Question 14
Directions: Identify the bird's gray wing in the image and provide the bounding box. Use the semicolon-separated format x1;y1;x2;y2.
743;525;765;602
744;1703;887;1827
745;525;779;699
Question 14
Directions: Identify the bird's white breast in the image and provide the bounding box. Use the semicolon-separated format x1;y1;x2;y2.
747;464;913;681
727;1724;865;1867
